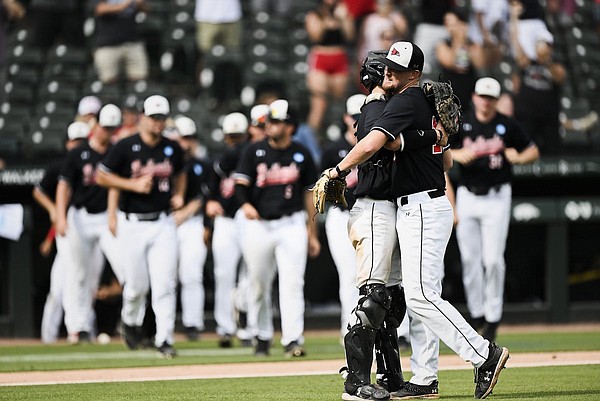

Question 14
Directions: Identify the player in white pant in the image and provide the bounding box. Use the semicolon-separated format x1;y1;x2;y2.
34;122;89;343
321;94;364;338
55;108;123;343
173;116;210;340
450;77;539;341
234;99;320;357
97;95;186;358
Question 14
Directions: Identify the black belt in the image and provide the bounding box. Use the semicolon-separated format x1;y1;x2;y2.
125;211;167;222
75;206;105;215
466;184;504;196
398;189;445;206
262;212;294;221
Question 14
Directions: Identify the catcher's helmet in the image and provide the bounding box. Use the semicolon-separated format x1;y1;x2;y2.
360;50;387;92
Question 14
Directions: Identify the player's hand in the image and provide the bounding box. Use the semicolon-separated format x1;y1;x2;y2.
503;147;520;164
452;148;476;165
308;234;321;258
39;238;54;257
242;203;260;220
205;200;224;218
132;174;153;194
384;135;402;151
170;194;184;210
173;209;188;226
108;213;118;237
436;125;449;147
55;217;68;237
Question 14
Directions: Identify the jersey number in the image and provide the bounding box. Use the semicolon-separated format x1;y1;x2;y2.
284;185;293;199
488;154;503;170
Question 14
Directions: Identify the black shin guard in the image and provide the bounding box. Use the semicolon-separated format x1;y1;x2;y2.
375;285;406;392
343;325;377;394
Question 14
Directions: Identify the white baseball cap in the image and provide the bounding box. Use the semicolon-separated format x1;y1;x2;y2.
222;112;248;134
474;77;501;99
175;115;197;137
268;99;296;123
346;94;366;117
98;104;122;128
67;121;91;140
77;95;102;116
381;41;424;72
250;104;269;126
143;95;170;117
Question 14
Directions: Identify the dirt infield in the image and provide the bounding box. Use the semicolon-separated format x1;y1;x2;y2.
1;323;599;387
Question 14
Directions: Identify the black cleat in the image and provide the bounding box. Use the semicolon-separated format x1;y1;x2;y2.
254;337;270;356
342;383;390;400
390;380;439;399
157;342;177;359
284;340;306;357
474;343;510;399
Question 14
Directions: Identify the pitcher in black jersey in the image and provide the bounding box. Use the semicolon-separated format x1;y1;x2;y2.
55;105;123;344
97;95;186;359
234;99;320;358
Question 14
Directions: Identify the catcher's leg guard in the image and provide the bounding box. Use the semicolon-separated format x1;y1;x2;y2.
343;325;377;395
354;284;392;329
375;285;406;392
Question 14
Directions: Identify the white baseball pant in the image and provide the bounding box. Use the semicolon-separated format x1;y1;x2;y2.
212;213;244;337
242;211;307;346
176;214;208;330
456;183;511;324
325;206;359;337
118;212;178;347
396;192;490;368
41;235;66;344
63;208;118;335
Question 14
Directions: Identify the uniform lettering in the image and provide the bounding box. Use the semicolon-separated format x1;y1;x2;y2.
219;176;235;198
82;163;96;186
256;162;300;188
130;159;173;178
463;135;504;157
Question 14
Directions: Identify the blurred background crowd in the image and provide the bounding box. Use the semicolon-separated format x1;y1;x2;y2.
0;0;599;170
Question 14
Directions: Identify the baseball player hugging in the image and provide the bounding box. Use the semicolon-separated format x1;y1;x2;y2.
97;95;186;358
233;99;320;357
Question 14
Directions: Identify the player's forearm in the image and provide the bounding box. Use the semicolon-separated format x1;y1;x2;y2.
517;144;540;164
107;188;120;216
32;188;56;217
182;198;202;217
304;191;318;235
336;130;387;173
55;181;72;221
96;170;137;192
173;172;187;199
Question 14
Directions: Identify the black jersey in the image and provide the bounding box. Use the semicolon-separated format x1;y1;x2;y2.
234;139;318;219
208;142;247;218
372;87;446;197
59;142;109;213
321;137;358;209
36;159;64;202
451;110;534;188
99;133;185;214
353;97;396;199
184;157;210;205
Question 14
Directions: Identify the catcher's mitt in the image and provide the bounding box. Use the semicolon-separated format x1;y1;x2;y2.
310;169;348;214
422;81;462;136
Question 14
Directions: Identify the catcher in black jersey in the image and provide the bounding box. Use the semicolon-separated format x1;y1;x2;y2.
234;99;320;358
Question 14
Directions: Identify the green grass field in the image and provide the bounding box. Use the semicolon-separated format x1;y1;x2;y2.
1;329;599;400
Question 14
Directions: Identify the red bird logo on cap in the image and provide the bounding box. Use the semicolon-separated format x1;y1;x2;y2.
391;48;400;56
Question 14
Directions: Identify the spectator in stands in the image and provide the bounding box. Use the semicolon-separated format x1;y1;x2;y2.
467;0;506;70
90;0;150;85
28;0;85;50
305;0;354;135
194;0;243;106
357;0;409;65
508;0;554;64
343;0;375;34
436;8;487;114
510;0;566;155
413;0;453;76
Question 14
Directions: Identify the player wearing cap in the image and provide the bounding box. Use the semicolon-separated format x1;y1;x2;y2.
171;115;210;341
331;42;510;400
97;95;186;358
320;94;363;338
55;106;123;343
34;122;90;343
234;99;320;357
76;95;103;126
206;111;255;347
449;77;539;342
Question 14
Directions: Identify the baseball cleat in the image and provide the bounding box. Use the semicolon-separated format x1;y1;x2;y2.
157;342;177;359
342;384;390;400
389;380;439;399
474;342;509;399
284;340;306;357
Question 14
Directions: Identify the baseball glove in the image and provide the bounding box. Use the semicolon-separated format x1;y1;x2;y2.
311;169;348;214
422;81;462;136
